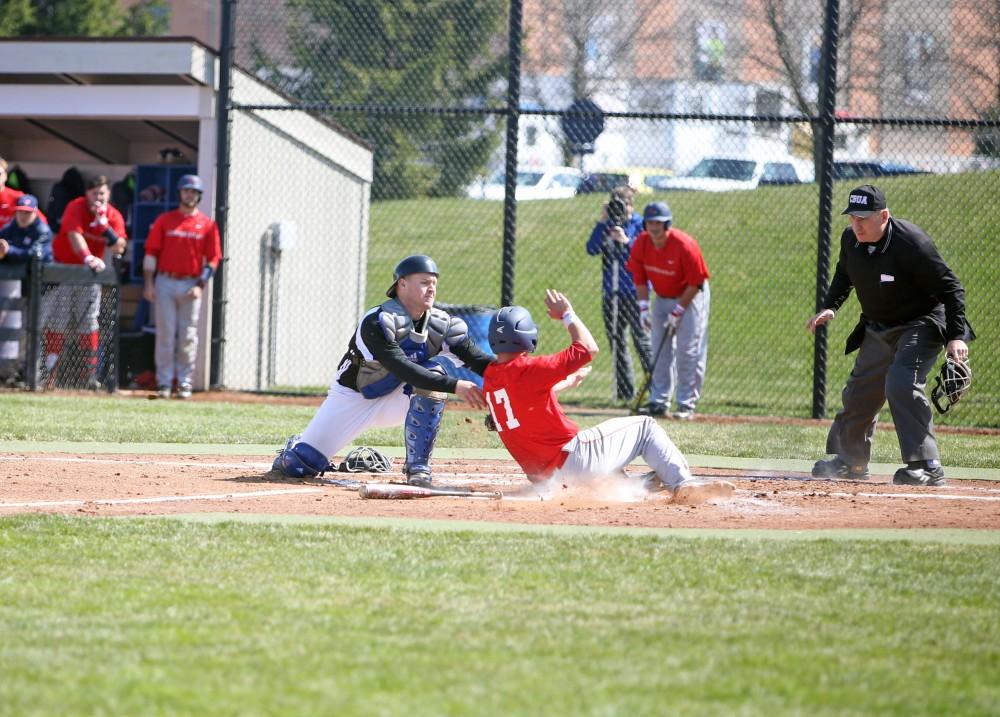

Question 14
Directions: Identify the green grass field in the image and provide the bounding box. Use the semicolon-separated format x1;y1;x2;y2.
2;393;998;467
3;171;998;715
2;517;999;716
369;171;1000;426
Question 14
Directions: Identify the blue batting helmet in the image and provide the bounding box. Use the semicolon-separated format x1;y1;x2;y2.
643;201;672;224
177;174;205;193
386;254;439;297
489;306;538;354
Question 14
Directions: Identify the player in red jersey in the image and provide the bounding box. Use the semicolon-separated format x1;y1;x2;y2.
143;174;222;399
482;289;734;502
43;175;127;389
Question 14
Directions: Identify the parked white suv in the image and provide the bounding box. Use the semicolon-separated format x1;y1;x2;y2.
649;156;812;192
467;167;584;200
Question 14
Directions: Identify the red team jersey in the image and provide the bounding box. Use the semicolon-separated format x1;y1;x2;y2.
52;196;127;264
482;341;592;480
626;227;710;298
144;209;222;276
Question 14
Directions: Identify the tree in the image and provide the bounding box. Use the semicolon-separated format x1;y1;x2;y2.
743;0;884;173
271;0;508;200
523;0;659;165
2;0;169;37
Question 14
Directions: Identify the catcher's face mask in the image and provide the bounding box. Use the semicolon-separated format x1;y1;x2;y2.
338;446;393;473
931;356;972;414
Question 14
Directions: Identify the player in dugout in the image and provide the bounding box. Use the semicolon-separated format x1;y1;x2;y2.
272;255;491;486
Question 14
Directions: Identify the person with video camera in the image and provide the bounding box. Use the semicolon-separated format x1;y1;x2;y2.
585;185;651;402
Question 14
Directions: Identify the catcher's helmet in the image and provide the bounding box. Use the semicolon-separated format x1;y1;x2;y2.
177;174;204;193
489;305;538;354
931;356;972;414
386;254;439;297
338;446;392;473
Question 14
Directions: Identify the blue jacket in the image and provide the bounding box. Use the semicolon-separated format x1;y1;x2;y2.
0;217;53;264
585;213;643;296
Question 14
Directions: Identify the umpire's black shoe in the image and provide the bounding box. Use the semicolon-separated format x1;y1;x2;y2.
811;456;870;480
892;462;946;487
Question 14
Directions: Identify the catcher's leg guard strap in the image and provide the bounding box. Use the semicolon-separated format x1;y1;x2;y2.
273;437;329;478
404;394;445;476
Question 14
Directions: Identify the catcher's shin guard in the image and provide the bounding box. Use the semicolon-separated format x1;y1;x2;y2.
272;436;330;478
404;394;445;485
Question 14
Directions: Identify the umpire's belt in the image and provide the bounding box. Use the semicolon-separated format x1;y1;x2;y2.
160;272;198;279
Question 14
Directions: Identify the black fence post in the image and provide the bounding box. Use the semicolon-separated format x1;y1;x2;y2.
812;0;841;419
25;253;41;391
500;0;523;308
211;0;236;389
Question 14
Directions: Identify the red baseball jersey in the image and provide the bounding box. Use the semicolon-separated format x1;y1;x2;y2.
482;341;592;480
52;197;127;264
0;186;48;228
627;227;710;299
144;209;222;276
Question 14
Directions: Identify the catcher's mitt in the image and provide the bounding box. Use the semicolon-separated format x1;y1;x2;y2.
931;356;971;414
338;446;393;473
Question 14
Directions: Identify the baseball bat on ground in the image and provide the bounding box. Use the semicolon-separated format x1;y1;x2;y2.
359;483;503;500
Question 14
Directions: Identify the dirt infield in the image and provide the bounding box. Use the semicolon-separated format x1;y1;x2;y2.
2;453;998;530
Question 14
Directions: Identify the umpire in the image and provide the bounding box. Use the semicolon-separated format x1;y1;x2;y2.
806;185;974;486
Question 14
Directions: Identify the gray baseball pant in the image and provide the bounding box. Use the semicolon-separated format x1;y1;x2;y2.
649;282;710;411
826;320;943;467
154;275;202;388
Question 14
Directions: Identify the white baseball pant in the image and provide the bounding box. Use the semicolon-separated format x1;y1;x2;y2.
552;415;693;490
299;381;411;461
649;281;710;412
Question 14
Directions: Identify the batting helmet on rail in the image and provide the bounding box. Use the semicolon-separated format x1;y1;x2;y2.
489;305;538;354
931;356;972;414
386;254;439;298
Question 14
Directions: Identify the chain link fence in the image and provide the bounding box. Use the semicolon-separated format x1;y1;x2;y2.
0;260;120;392
229;0;1000;427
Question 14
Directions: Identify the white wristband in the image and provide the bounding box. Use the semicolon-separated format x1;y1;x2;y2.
561;311;576;327
638;299;649;310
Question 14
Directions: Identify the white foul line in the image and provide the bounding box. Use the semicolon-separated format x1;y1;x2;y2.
0;487;323;510
776;490;1000;503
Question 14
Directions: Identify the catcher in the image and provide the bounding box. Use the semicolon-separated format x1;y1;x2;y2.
272;255;490;486
482;289;734;503
807;185;974;486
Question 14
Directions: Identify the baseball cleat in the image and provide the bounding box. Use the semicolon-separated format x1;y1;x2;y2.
671;408;695;420
177;383;193;400
811;456;869;480
406;470;433;487
156;385;172;399
892;464;946;487
671;480;735;505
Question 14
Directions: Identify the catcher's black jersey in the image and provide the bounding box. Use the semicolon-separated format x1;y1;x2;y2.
335;304;492;397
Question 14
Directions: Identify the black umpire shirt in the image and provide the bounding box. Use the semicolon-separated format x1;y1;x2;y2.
822;217;972;353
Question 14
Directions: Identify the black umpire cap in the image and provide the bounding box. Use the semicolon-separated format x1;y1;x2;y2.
842;185;887;218
386;254;439;297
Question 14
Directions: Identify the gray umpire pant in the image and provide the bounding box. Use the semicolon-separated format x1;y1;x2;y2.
826;320;943;467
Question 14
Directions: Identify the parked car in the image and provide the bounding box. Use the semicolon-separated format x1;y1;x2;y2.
579;167;675;195
649;156;811;192
467;167;584;200
832;160;929;181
